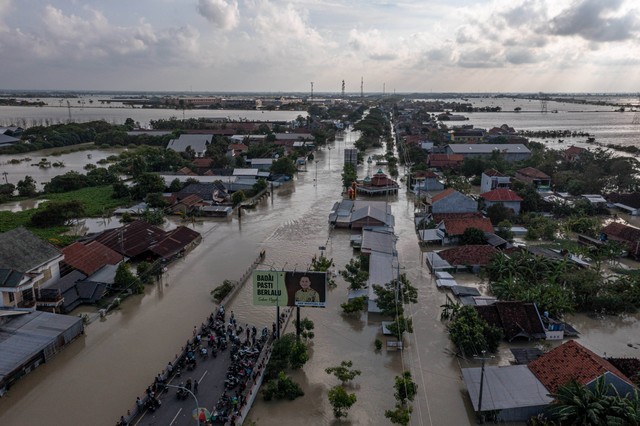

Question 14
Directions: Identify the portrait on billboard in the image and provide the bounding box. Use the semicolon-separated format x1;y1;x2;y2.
285;271;326;308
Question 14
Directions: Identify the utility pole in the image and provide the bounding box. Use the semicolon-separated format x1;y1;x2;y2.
360;77;364;100
341;80;345;97
310;82;314;101
475;350;491;424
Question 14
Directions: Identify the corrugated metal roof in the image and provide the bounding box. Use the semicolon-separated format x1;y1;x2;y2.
361;229;396;255
462;365;553;411
0;311;82;384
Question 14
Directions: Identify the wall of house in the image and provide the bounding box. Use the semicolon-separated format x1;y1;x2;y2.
1;291;16;308
33;260;61;288
480;175;511;193
497;405;547;423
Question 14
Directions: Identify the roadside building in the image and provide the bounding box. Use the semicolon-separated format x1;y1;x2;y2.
0;310;84;396
480;169;511;193
166;134;212;158
0;228;64;310
563;145;587;162
601;222;640;259
479;188;523;215
427;153;464;170
427;188;478;215
446;144;531;163
605;192;640;216
515;167;551;190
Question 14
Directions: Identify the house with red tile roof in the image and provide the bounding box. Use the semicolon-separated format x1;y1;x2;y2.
428;188;478;215
437;216;494;245
170;194;203;215
461;340;637;423
601;222;640;259
528;340;636;395
515;167;551;189
480;188;523;215
60;241;123;277
436;245;498;271
428;153;464;170
563;145;587;162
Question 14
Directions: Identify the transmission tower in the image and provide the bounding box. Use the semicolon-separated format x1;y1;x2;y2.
341;80;345;97
539;92;548;113
383;82;385;97
632;93;640;125
360;77;364;100
310;82;314;101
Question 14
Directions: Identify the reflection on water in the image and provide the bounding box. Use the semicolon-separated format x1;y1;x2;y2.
0;198;48;212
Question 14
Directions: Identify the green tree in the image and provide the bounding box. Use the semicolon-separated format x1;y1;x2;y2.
328;385;357;419
270;157;297;177
168;178;183;192
372;274;418;318
385;405;412;425
342;163;357;189
30;200;85;227
114;262;141;292
460;227;488;245
340;257;369;290
262;371;304;401
486;203;513;225
393;371;418;406
341;296;367;315
447;306;503;356
131;172;165;200
231;190;246;206
17;175;37;197
325;360;361;386
495;220;514;242
549;377;626;425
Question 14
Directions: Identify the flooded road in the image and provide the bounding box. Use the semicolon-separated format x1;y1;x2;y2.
1;126;639;426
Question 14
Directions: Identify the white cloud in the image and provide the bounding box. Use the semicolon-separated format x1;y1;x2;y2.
348;29;399;60
197;0;239;30
551;0;639;42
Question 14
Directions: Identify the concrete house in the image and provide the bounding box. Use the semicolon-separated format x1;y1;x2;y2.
480;169;511;193
0;228;64;309
167;134;213;158
411;170;444;194
480;188;523;215
515;167;551;189
446;144;531;163
428;188;478;215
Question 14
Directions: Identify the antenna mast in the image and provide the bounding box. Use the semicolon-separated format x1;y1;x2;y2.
310;82;314;101
341;80;345;97
361;77;364;100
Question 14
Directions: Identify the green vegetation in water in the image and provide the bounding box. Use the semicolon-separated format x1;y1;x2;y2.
211;279;235;303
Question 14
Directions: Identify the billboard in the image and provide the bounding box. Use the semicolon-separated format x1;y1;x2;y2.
253;270;327;308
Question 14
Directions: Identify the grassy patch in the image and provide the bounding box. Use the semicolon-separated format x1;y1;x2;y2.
0;186;130;246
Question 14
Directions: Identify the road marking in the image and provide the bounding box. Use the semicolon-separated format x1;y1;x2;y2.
170;408;182;426
198;370;208;383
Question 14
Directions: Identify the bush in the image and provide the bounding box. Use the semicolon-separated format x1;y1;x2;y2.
211;279;235;303
341;296;367;314
262;371;304;401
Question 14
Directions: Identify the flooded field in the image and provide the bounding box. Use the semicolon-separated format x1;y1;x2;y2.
0;127;639;426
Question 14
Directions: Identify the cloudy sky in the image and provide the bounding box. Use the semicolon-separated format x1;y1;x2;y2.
1;0;639;93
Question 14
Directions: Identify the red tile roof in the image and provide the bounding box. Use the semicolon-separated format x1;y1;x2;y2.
602;222;640;243
430;188;456;203
528;340;634;393
443;217;494;235
149;226;202;259
413;170;439;179
192;158;214;168
228;143;249;152
483;168;506;177
177;167;197;176
516;167;550;179
94;220;166;258
480;189;523;202
475;301;545;341
429;153;464;168
62;241;123;276
437;245;497;266
564;146;586;155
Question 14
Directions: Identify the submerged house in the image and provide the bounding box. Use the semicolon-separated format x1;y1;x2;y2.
601;222;640;259
0;228;64;310
462;340;637;423
427;188;478;215
357;169;399;196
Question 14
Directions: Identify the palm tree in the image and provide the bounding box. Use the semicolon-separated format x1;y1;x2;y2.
549;377;626;425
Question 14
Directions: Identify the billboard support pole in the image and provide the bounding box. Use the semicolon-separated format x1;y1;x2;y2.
276;305;280;339
296;306;301;339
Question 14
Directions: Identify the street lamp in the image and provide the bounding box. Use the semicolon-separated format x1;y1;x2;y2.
163;383;200;426
314;160;319;187
327;145;332;169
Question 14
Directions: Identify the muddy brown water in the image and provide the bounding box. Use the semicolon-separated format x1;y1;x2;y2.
1;128;639;426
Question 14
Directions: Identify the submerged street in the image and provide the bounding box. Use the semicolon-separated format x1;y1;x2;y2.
1;126;639;426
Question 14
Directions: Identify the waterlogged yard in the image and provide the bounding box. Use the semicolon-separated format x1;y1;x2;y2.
0;186;130;245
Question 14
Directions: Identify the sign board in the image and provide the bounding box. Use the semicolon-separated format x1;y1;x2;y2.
253;270;327;308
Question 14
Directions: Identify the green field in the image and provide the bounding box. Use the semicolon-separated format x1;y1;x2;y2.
0;186;130;245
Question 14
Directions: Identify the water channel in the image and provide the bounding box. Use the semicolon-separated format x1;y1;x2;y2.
0;125;639;426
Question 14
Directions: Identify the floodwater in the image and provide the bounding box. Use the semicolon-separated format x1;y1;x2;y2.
1;125;640;426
